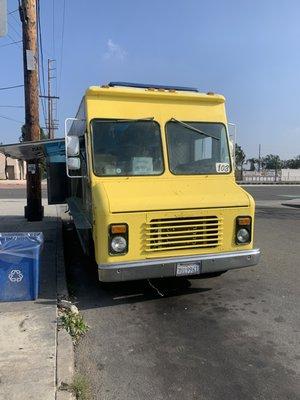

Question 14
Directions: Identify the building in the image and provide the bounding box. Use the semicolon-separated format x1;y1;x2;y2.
0;153;26;180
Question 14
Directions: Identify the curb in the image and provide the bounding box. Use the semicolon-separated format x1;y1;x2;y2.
55;207;75;400
56;330;75;400
56;217;69;301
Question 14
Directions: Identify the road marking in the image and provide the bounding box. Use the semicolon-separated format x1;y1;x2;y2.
278;195;300;198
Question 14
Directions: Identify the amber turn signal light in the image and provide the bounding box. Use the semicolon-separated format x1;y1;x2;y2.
110;224;127;234
237;217;251;226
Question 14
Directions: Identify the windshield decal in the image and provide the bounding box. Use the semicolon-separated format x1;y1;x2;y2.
216;163;230;173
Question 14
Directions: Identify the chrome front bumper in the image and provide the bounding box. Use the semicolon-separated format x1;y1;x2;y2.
98;249;260;282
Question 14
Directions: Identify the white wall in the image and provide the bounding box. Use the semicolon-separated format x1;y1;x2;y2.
0;153;26;180
281;169;300;182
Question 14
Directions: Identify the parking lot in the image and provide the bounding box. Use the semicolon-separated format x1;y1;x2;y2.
64;185;300;400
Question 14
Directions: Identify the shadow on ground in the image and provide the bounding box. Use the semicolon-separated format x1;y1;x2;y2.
63;223;212;310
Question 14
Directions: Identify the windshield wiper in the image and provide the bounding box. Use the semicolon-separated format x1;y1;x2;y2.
170;118;220;141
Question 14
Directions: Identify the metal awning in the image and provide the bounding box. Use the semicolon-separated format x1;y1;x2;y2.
0;138;65;161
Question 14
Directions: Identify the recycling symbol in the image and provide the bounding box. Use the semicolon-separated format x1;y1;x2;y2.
8;269;24;283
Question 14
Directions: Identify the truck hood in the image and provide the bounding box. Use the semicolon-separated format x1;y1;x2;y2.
101;178;250;213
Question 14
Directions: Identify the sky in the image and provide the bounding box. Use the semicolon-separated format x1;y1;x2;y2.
0;0;300;159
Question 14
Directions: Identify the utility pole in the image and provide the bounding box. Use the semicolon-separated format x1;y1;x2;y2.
258;143;261;172
19;0;44;221
40;59;59;139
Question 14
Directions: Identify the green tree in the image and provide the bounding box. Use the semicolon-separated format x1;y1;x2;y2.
294;155;300;168
19;125;46;142
283;155;300;169
39;128;47;179
235;144;246;168
263;154;282;170
40;128;48;140
235;144;246;180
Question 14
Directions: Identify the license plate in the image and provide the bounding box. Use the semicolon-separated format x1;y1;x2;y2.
176;263;200;276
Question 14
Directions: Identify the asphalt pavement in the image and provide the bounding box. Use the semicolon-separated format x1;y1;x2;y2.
64;186;300;400
243;184;300;201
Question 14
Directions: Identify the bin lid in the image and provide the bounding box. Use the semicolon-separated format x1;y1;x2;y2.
0;232;44;257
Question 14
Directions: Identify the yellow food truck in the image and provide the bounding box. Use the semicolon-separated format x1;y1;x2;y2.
0;82;260;281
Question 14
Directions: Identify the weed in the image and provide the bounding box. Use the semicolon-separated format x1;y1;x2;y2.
70;374;91;400
60;311;89;342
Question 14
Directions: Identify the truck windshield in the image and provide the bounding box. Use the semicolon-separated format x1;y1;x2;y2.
166;121;231;175
91;119;164;176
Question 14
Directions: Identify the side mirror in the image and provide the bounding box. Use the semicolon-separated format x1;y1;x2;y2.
228;123;236;164
65;118;86;179
67;157;81;171
66;135;79;157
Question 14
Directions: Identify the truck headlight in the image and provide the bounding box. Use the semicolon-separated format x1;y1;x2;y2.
236;228;250;243
111;236;127;253
109;224;128;255
236;216;252;244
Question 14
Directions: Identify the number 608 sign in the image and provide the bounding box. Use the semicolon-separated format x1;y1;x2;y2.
216;163;230;173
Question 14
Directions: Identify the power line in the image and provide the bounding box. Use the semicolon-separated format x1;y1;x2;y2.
0;40;22;48
43;59;60;138
7;33;22;48
52;0;55;57
8;21;21;39
7;9;22;49
0;114;23;123
8;9;18;15
10;11;21;26
0;84;24;91
58;0;66;95
0;105;24;108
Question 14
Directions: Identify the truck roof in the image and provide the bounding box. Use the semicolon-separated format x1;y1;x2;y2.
85;83;225;104
108;82;199;92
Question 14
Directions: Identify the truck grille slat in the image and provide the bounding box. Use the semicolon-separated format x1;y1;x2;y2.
145;216;222;252
146;226;223;234
146;217;220;225
146;242;222;252
146;232;223;242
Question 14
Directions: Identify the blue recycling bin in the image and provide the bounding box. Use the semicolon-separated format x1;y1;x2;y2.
0;233;44;302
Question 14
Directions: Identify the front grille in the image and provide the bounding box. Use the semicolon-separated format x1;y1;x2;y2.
145;216;223;252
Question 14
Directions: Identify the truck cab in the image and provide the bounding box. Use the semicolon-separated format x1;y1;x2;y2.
66;82;260;281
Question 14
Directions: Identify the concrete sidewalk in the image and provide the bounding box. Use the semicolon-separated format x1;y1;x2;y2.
0;180;27;186
0;199;69;400
0;180;47;186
